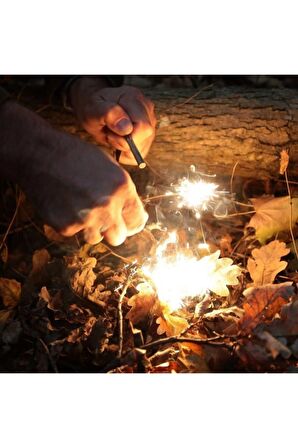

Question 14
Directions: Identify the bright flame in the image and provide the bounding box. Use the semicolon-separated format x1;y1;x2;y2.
176;179;218;211
143;233;214;311
142;232;241;311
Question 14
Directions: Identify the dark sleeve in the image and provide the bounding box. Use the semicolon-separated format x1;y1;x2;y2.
58;75;125;110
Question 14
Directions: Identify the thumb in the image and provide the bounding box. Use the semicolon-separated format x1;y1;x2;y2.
105;104;133;136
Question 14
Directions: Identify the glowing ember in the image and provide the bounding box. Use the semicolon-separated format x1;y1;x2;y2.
176;179;219;210
142;232;241;311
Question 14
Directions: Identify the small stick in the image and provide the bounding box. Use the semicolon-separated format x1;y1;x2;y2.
284;168;298;261
0;192;21;252
117;278;131;358
38;338;59;373
140;335;233;351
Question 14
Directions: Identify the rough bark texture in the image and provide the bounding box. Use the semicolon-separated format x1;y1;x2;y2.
147;87;298;179
40;86;298;179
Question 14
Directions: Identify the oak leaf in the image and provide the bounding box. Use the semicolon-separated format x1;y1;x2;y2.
0;278;21;308
247;240;290;286
67;256;97;298
156;310;188;336
204;306;244;320
126;283;161;325
248;196;298;244
202;250;241;297
239;282;294;332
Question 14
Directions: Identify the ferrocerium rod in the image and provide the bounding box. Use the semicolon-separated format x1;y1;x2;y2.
125;135;147;169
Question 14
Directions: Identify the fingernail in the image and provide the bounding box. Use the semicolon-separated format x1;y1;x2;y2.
114;118;131;133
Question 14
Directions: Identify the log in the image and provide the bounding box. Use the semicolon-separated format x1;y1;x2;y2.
146;87;298;179
39;86;298;179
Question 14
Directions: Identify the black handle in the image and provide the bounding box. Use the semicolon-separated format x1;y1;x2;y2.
125;135;147;169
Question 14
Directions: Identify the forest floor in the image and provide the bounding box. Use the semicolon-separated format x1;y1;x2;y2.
1;168;298;373
1;77;298;373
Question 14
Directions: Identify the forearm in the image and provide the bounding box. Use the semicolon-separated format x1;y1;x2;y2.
0;100;50;183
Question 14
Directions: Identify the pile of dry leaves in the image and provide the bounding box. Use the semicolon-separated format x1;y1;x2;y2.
1;168;298;373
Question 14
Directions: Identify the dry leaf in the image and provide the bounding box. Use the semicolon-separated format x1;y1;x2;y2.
263;299;298;337
279;149;289;175
31;249;50;275
156;311;188;336
236;340;271;369
177;344;209;372
39;286;63;312
0;309;13;331
239;282;294;332
0;278;21;308
204;306;244;320
67;256;97;298
257;331;291;359
202;250;241;297
248;196;298;244
194;296;212;317
0;244;8;264
43;224;66;243
247;240;290;286
126;283;160;325
219;234;233;257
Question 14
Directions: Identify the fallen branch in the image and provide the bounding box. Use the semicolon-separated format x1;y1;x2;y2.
141;335;234;351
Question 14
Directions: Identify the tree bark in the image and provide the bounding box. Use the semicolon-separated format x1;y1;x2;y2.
41;86;298;179
146;87;298;179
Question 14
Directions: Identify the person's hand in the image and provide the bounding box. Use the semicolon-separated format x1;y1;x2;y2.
0;101;148;245
69;77;156;166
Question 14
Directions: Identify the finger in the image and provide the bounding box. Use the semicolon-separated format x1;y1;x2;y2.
103;214;127;246
105;129;130;152
130;123;155;159
119;98;155;155
119;96;151;125
122;195;148;236
59;222;84;237
104;104;133;136
83;226;104;245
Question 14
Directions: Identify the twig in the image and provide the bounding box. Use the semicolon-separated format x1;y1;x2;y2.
117;279;131;358
38;338;59;373
232;200;254;208
230;161;239;195
284;166;298;262
101;335;233;373
161;83;214;114
0;191;21;252
140;335;233;351
99;242;132;263
215;210;256;218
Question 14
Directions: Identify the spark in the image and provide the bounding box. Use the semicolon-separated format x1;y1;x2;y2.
198;243;210;250
175;178;219;211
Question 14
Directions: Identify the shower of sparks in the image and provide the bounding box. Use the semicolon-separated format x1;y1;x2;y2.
141;232;240;311
175;178;219;214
